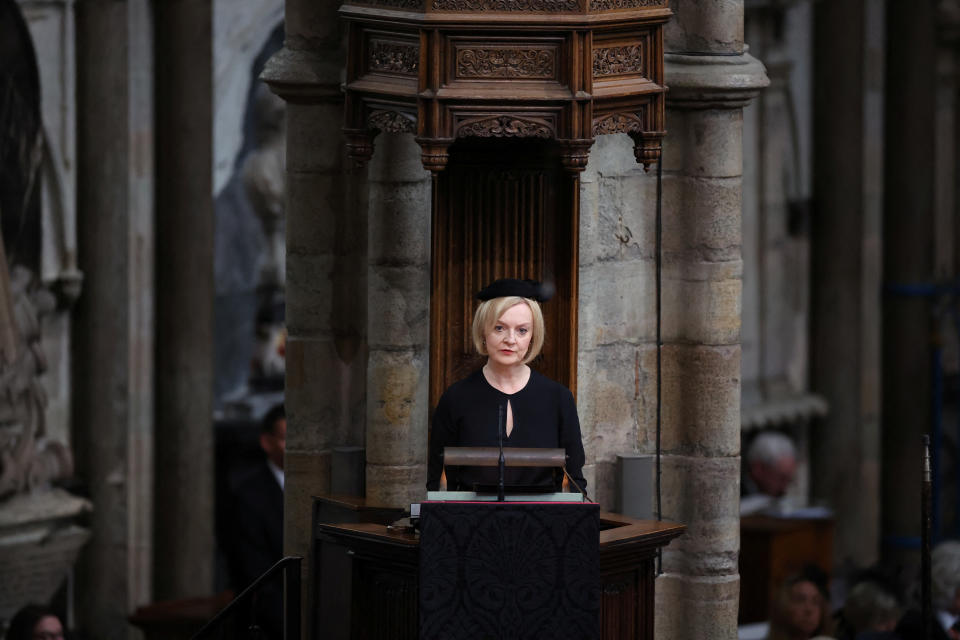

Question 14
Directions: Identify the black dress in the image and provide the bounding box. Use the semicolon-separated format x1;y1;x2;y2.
426;368;587;493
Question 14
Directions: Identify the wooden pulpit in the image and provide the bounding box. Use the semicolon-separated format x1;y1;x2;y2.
314;495;684;640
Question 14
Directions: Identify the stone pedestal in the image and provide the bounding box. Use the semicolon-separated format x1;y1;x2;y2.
0;491;91;620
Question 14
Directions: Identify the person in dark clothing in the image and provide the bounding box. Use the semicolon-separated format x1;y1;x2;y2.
6;605;63;640
225;403;285;638
426;278;586;494
897;540;960;640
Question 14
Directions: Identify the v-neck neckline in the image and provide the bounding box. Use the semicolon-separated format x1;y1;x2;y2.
480;366;532;396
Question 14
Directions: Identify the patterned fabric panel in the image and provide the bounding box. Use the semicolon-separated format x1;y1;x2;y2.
419;502;600;640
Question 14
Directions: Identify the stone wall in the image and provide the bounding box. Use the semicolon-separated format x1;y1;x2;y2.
578;134;659;508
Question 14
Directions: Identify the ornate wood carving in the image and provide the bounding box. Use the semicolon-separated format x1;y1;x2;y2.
593;111;645;135
433;0;581;11
457;115;553;138
369;109;417;133
593;44;644;76
590;0;665;10
362;0;423;9
340;0;671;400
368;40;419;75
456;47;556;79
341;0;669;170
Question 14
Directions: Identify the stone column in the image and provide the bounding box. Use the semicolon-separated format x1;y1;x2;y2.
74;0;155;635
364;136;432;507
655;4;767;639
881;0;937;570
262;2;365;634
809;0;884;568
153;0;215;600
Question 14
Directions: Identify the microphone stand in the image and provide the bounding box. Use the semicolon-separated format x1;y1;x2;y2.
498;403;505;502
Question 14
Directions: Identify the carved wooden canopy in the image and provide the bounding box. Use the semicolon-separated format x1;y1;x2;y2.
340;0;670;173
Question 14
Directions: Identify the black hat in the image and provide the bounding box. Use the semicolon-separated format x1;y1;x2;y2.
476;278;554;302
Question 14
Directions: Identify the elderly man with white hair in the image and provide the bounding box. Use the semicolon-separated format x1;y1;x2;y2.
896;540;960;640
740;430;798;515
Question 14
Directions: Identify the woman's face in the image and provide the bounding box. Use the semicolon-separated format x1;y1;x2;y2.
484;302;533;368
785;580;823;638
32;616;64;640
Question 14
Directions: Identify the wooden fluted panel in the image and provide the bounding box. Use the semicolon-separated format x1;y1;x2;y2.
430;140;577;411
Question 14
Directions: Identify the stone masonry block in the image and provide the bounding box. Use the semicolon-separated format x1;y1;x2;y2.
286;103;344;173
664;0;744;55
365;348;429;466
578;261;656;347
367;463;427;508
664;109;744;178
285;1;343;50
286;337;358;450
662;268;741;345
368;132;431;183
581;137;659;264
655;573;740;640
591;460;616;511
367;265;431;349
368;181;432;265
286;173;337;256
284;449;331;555
577;347;642;465
659;454;740;571
660;344;741;456
583;133;645;179
581;175;658;265
287;171;368;258
662;175;742;260
286;252;334;334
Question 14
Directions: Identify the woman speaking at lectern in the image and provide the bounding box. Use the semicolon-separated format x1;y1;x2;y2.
426;278;587;494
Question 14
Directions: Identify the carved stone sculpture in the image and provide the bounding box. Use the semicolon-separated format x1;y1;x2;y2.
0;264;69;498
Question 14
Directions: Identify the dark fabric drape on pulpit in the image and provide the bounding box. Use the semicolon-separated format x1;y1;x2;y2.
419;502;600;640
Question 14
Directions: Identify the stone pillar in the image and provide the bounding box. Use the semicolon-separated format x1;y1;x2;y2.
809;0;884;568
881;0;937;570
74;0;155;635
153;0;215;600
364;135;431;507
655;4;767;639
262;2;365;635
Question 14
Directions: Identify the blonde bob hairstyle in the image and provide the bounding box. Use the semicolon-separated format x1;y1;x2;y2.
472;296;545;365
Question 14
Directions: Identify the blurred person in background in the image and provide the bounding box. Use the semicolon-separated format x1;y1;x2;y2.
768;565;836;640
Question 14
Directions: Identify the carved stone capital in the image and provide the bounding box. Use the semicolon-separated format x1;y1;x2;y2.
260;47;343;105
664;51;769;110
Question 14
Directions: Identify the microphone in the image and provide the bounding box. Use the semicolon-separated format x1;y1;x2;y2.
497;403;505;502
